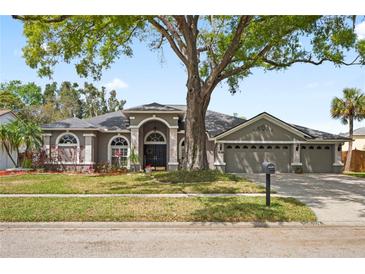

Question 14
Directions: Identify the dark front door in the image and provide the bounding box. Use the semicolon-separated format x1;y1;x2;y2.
144;144;167;169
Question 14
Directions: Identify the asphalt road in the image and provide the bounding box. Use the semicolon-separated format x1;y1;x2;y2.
1;222;365;257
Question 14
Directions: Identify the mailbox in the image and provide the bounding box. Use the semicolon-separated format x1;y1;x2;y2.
262;161;275;174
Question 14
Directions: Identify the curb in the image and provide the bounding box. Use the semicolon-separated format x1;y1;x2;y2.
1;221;365;230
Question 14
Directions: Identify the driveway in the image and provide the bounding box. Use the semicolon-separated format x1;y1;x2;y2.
237;173;365;225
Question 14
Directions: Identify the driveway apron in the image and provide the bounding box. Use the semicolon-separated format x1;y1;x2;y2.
236;173;365;225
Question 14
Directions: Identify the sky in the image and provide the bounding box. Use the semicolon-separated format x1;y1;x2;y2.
1;16;365;134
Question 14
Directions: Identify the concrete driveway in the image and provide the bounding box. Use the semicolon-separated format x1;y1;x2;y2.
237;173;365;225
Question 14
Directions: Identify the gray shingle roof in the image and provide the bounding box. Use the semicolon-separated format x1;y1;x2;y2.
354;127;365;135
290;124;348;140
85;111;129;131
42;117;97;129
340;127;365;137
124;102;183;112
41;103;349;140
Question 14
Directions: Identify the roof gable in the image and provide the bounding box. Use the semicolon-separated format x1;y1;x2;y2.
124;102;183;112
215;112;312;140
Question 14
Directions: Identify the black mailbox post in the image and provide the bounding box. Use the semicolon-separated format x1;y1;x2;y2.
262;161;275;207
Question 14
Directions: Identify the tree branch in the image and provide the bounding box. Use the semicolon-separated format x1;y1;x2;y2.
12;15;71;23
156;16;186;52
148;18;188;66
263;55;362;69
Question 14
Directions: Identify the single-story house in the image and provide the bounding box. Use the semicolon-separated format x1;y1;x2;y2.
0;109;17;170
341;127;365;151
41;102;348;173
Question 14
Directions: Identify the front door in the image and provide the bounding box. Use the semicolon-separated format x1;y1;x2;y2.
144;144;167;169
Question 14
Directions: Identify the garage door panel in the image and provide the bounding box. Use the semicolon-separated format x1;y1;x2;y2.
301;145;332;173
225;144;291;173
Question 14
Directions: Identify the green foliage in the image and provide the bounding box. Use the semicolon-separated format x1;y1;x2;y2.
0;118;42;167
0;80;42;106
16;15;364;96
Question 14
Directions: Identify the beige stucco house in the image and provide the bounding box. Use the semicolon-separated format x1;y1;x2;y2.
41;103;348;173
0;110;17;170
341;127;365;151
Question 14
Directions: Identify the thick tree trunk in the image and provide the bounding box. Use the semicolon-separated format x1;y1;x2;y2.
344;117;354;172
183;77;210;170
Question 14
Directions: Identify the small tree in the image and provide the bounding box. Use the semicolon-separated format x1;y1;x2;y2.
0;119;43;168
331;88;365;171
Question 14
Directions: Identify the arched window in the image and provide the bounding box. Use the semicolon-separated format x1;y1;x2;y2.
259;145;265;149
56;133;80;163
283;146;289;150
144;131;166;144
243;145;248;149
108;136;129;167
227;145;232;149
267;145;272;149
235;145;240;149
251;145;257;149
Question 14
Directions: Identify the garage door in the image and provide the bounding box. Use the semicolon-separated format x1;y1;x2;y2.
225;144;291;173
301;145;332;173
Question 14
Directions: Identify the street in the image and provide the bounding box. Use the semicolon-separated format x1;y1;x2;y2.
1;222;365;257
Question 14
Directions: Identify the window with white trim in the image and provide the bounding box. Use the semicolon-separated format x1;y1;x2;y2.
57;133;80;163
110;136;129;167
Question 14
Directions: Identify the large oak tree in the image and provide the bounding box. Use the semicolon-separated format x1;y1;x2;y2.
14;15;365;169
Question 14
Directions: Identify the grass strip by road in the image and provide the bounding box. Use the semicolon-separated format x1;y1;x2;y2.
0;196;316;222
344;172;365;178
0;170;264;194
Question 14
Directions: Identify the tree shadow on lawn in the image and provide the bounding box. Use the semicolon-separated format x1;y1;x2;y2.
190;197;313;222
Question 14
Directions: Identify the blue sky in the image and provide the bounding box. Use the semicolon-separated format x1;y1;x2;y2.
1;15;365;134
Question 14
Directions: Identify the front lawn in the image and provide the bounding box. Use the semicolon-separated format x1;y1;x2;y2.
0;170;264;194
344;172;365;178
0;196;316;222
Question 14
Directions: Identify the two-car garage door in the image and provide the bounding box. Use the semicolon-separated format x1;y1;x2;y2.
225;144;291;173
225;143;333;173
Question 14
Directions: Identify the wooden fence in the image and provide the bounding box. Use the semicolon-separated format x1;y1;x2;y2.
342;150;365;172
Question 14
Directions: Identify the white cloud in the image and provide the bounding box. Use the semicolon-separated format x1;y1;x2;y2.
305;82;319;89
355;21;365;40
104;78;128;90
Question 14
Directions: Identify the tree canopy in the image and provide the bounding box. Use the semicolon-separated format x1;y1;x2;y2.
14;15;365;169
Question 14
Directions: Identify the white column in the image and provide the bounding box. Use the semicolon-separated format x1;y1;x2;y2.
214;143;226;172
130;127;141;170
83;133;95;164
42;133;52;159
168;127;179;170
291;143;302;173
333;143;343;165
332;143;344;173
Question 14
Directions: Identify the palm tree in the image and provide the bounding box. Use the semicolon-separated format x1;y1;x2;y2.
0;119;43;168
331;88;365;171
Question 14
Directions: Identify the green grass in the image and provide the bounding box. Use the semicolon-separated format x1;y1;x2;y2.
0;196;316;222
344;172;365;178
0;170;264;194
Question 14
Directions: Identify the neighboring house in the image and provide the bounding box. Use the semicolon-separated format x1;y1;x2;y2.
0;110;17;170
41;102;348;173
341;127;365;151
